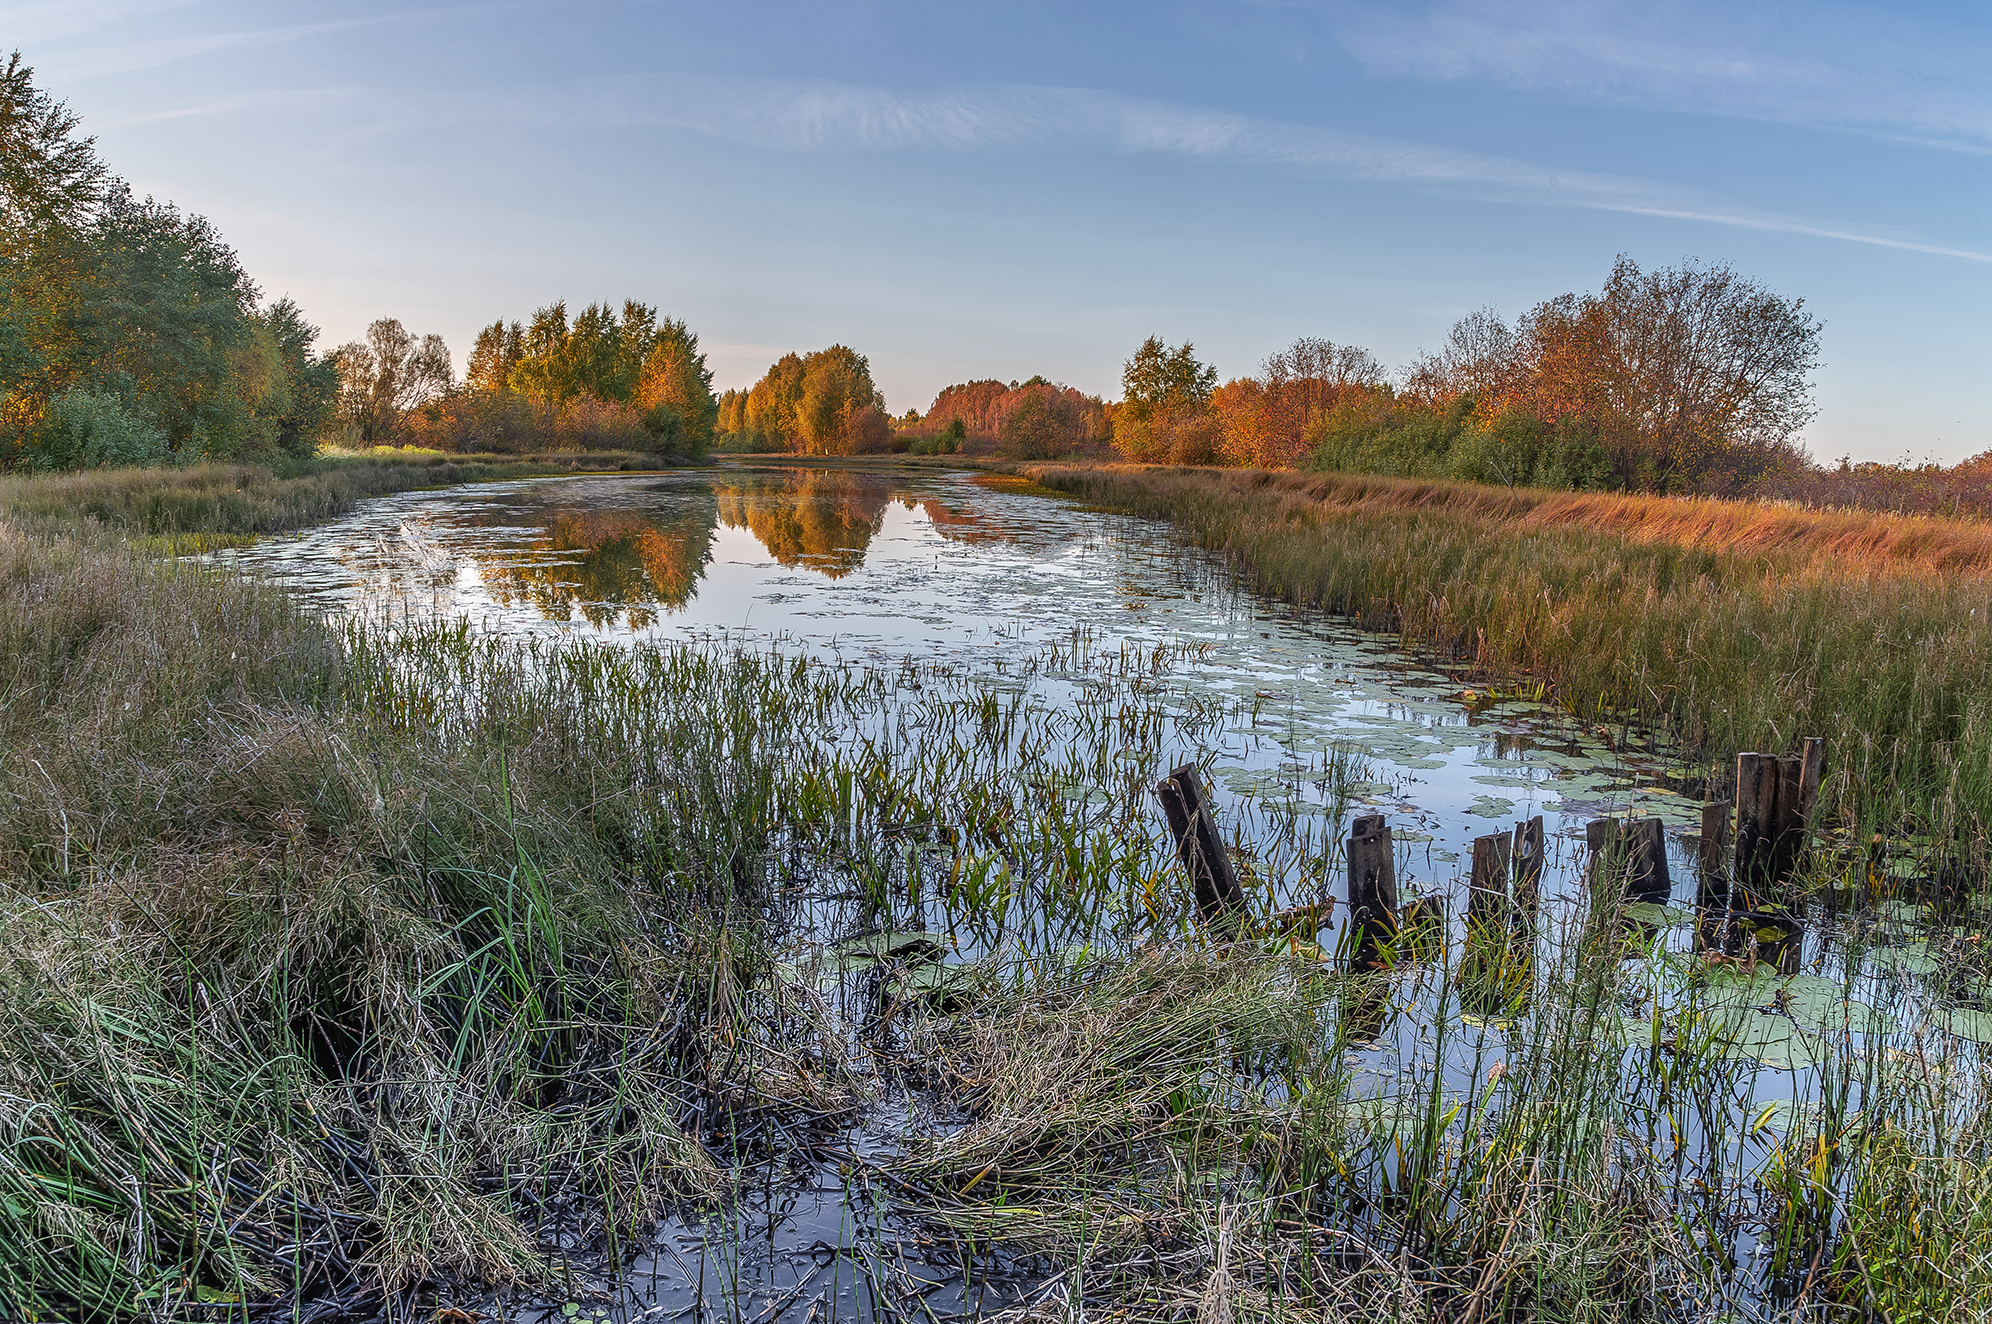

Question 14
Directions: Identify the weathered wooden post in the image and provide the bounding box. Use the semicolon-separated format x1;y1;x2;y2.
1797;737;1825;828
1511;815;1545;928
1347;813;1398;964
1586;817;1626;918
1156;764;1246;924
1627;817;1670;907
1697;800;1732;911
1733;742;1824;907
1468;833;1513;934
1696;799;1734;952
1586;816;1669;908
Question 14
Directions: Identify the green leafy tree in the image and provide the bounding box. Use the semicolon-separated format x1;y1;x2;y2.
1119;335;1216;426
262;297;339;458
1;54;335;467
1113;336;1219;462
1;52;109;451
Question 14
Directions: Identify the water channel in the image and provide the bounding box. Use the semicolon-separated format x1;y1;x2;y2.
217;462;1937;1321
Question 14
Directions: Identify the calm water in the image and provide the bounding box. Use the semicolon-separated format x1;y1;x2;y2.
220;462;1699;867
221;463;1867;1319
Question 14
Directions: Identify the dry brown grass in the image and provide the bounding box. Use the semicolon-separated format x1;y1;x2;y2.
1023;463;1992;578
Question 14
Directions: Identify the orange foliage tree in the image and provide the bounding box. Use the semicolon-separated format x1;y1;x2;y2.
921;376;1104;456
737;346;889;455
1408;258;1820;492
1211;337;1388;468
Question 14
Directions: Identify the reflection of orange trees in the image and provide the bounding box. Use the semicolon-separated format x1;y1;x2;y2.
713;471;894;578
477;507;714;627
919;499;1009;545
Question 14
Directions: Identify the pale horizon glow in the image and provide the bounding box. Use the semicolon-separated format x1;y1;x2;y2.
10;0;1989;464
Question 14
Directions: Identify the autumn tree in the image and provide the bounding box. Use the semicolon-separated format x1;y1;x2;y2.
1113;337;1219;463
634;318;718;455
740;346;887;454
998;383;1087;459
745;352;807;446
466;319;524;394
1212;337;1388;468
1452;258;1822;490
921;378;1104;453
333;318;452;443
1403;308;1520;405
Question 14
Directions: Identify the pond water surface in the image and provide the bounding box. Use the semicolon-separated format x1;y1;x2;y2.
220;463;1918;1321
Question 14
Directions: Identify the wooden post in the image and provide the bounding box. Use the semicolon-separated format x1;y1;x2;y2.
1696;799;1733;952
1732;752;1780;907
1586;816;1669;908
1585;817;1623;909
1347;814;1398;962
1156;764;1245;923
1627;817;1671;907
1733;743;1823;906
1511;816;1545;927
1469;833;1512;934
1797;737;1826;827
1696;800;1731;911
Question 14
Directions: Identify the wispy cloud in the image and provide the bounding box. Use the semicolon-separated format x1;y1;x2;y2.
0;0;204;50
36;5;497;81
1324;0;1992;152
94;87;359;130
538;75;1992;263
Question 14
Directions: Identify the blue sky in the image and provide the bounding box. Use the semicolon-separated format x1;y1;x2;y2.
11;1;1989;463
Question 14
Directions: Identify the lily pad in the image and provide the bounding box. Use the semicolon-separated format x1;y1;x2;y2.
891;962;977;1008
1866;944;1941;977
1700;971;1894;1035
1709;1008;1825;1071
1929;1006;1992;1043
1624;902;1694;928
829;930;945;973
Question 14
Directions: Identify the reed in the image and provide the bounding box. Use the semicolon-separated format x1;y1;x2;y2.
1014;462;1992;869
5;460;1991;1320
0;450;671;543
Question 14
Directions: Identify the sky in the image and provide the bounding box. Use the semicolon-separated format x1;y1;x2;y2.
9;0;1990;464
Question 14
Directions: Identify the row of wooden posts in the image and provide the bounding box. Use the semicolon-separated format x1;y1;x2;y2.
1157;738;1825;959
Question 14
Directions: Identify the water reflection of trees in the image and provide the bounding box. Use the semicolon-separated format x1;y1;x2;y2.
712;470;899;579
712;470;1024;578
477;502;717;628
465;469;1030;624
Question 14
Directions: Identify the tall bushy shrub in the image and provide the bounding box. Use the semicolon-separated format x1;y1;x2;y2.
25;388;169;471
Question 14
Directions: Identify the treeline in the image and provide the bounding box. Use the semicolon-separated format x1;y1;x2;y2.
911;378;1109;458
715;345;889;455
333;300;717;459
1112;256;1823;495
711;351;1111;460
1;54;336;470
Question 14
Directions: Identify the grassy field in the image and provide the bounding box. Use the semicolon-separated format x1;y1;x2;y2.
1012;462;1992;876
3;457;1990;1321
0;449;676;547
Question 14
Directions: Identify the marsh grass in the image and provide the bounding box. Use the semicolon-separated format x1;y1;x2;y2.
1013;463;1992;885
0;451;673;544
7;460;1992;1321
